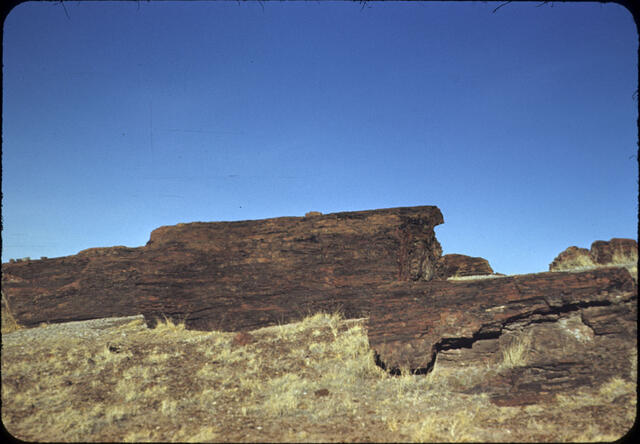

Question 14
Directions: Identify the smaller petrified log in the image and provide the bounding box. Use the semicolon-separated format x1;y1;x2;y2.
590;238;637;265
433;254;494;279
549;238;637;271
368;267;637;382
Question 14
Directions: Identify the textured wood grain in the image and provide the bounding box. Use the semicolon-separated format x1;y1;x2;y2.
367;267;637;405
2;206;444;331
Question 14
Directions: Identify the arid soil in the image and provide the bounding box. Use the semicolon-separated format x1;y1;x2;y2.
1;311;636;442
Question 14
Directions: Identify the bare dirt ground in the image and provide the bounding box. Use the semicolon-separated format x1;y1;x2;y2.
1;311;636;442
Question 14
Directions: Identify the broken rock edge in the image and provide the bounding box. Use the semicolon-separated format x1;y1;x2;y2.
373;280;636;376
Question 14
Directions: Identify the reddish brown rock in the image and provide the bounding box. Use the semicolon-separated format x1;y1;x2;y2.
1;206;443;331
548;246;594;271
590;238;637;265
367;267;637;405
433;254;494;279
232;331;254;347
549;238;637;271
314;388;330;397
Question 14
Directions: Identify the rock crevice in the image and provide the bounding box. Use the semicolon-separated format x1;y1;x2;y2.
411;293;626;376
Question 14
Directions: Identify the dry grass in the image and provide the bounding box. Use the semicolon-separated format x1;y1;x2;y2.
499;332;532;369
550;257;637;280
1;291;23;334
447;274;506;281
553;255;597;271
1;311;636;442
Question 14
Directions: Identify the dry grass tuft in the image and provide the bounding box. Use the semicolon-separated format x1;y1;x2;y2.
499;333;532;369
554;256;596;271
151;315;188;334
1;291;23;334
447;274;506;281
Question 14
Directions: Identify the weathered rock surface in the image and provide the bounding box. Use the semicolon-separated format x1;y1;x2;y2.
591;238;637;265
549;238;637;271
367;267;637;405
433;253;494;279
1;206;444;331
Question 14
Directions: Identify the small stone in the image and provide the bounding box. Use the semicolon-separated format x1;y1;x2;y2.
232;331;254;347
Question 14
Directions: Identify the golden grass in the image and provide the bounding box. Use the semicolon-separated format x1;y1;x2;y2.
447;274;506;281
553;255;596;271
1;291;23;334
499;333;532;369
1;310;636;442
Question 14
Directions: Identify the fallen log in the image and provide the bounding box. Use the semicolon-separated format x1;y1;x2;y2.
2;206;445;331
368;267;636;371
367;267;637;405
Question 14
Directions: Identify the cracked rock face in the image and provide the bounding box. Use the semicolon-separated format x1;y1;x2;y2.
367;267;637;405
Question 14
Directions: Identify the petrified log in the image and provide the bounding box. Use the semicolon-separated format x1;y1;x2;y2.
1;206;443;331
590;238;637;265
367;267;637;404
549;238;637;271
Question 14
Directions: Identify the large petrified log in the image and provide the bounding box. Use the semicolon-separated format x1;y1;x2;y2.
1;206;444;331
367;267;637;405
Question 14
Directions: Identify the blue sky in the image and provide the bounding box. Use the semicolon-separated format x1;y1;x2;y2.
2;1;637;275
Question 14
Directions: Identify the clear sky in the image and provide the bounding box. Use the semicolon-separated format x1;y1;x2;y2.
2;1;638;275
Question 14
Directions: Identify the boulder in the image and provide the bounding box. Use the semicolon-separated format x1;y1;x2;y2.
549;238;637;271
433;254;494;279
590;238;637;265
548;246;594;271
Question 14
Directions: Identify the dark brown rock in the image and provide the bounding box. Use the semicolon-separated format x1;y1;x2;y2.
1;206;443;331
549;238;637;271
433;254;494;279
367;267;637;405
369;267;636;370
590;238;637;265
